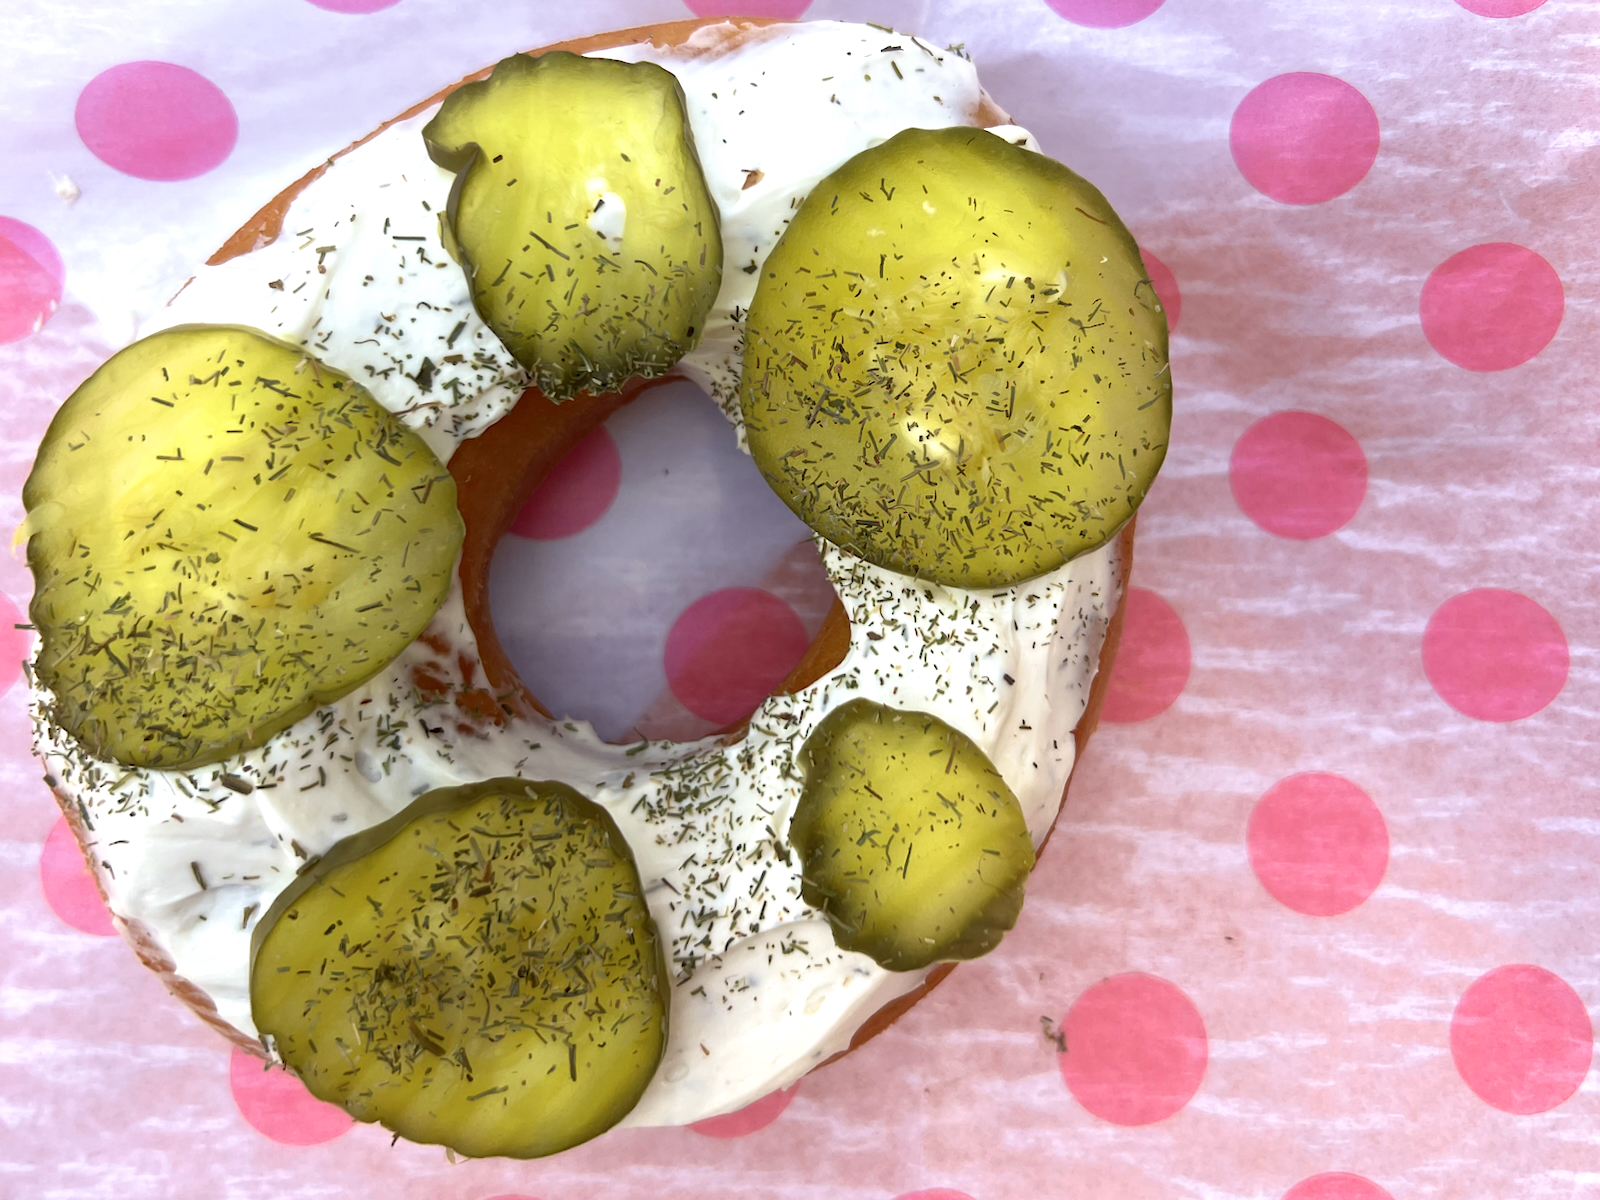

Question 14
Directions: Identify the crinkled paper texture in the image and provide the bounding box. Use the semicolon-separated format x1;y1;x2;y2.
0;0;1595;1197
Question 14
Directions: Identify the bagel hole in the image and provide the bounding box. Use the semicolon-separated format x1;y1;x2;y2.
486;378;838;743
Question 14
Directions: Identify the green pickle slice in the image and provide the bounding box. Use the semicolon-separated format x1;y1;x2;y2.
741;127;1171;588
23;324;462;770
790;699;1036;971
423;52;722;400
250;778;667;1159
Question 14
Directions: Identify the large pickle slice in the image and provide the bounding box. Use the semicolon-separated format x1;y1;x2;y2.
23;324;462;769
423;52;722;400
250;778;667;1159
790;699;1035;971
741;126;1170;588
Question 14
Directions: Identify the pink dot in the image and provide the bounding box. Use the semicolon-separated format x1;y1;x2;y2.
1230;411;1366;539
1102;587;1190;724
0;591;31;696
1420;243;1563;371
1283;1174;1394;1200
75;62;238;182
1140;248;1181;332
1230;73;1380;205
0;217;64;344
39;816;115;937
1455;0;1545;14
683;0;813;17
895;1192;978;1200
306;0;401;10
509;426;622;540
1423;589;1568;722
229;1048;355;1145
1247;773;1388;917
1451;965;1593;1114
1058;972;1208;1126
664;587;808;726
1045;0;1166;28
690;1082;799;1137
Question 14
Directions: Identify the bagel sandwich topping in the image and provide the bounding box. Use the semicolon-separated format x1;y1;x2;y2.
27;21;1150;1146
424;52;722;401
742;127;1170;588
24;324;462;770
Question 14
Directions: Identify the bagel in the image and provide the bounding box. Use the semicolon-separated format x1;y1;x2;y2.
26;17;1166;1154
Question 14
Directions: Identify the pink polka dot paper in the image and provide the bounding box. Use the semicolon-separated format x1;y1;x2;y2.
2;0;1597;1198
1423;588;1568;722
1453;0;1546;17
1247;773;1388;917
1229;73;1380;205
1230;411;1367;540
75;61;237;181
1057;973;1209;1126
229;1048;355;1145
685;0;812;17
689;1083;800;1137
305;0;401;12
1101;586;1190;722
39;816;115;936
1045;0;1165;29
1450;965;1593;1115
1284;1176;1394;1200
1139;247;1182;331
664;586;808;725
1420;242;1564;371
0;217;64;343
508;426;622;540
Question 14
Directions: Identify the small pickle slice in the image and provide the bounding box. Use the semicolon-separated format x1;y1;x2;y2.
23;324;462;769
423;52;722;400
250;778;667;1159
741;126;1171;588
790;699;1035;971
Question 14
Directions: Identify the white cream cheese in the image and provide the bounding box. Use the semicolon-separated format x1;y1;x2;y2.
32;20;1123;1127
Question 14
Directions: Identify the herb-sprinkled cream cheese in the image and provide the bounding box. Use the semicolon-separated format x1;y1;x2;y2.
31;21;1123;1127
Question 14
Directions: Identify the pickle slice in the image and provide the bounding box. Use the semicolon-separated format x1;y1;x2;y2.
741;126;1171;588
790;699;1035;971
423;52;722;401
250;778;667;1159
23;324;462;769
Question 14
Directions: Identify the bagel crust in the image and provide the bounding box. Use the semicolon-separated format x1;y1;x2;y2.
34;18;1137;1132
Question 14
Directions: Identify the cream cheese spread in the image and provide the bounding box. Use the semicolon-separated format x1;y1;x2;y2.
32;20;1122;1127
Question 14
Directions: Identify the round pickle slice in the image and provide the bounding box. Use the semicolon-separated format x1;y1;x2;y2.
741;127;1171;588
790;699;1036;971
23;325;462;769
423;52;722;401
250;778;668;1159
